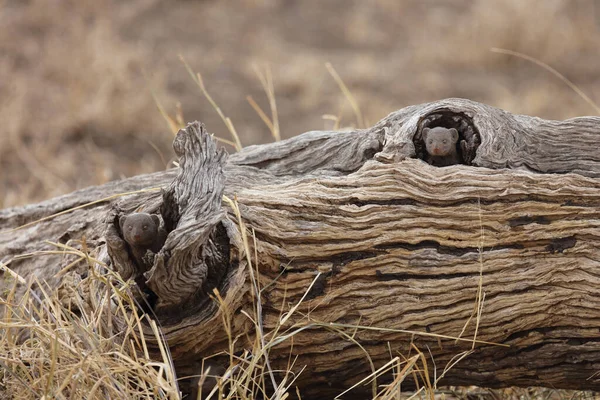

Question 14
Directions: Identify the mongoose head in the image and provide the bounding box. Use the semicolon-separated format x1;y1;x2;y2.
119;213;160;247
423;127;459;157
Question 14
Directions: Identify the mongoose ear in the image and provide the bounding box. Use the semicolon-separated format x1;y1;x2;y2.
449;128;459;142
151;214;160;227
422;127;430;141
119;215;127;231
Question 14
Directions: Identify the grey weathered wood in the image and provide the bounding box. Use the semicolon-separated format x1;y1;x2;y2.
2;98;600;397
106;123;231;313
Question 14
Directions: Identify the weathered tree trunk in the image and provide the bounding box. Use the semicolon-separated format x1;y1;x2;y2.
2;98;600;398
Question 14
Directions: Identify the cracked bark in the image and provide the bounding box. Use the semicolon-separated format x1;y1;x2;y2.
2;98;600;398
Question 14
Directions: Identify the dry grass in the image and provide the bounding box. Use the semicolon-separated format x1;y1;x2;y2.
0;0;172;208
0;250;180;399
2;0;600;208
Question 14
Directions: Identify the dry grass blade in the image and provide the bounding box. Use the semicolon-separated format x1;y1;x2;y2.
150;85;182;136
325;323;378;398
435;350;474;388
223;194;280;397
410;344;434;399
152;73;236;150
0;259;26;285
250;64;281;142
334;356;405;399
320;322;508;348
148;140;170;169
325;62;365;128
214;137;239;148
378;356;422;400
279;272;321;327
491;48;600;115
8;124;70;196
322;114;342;131
247;95;275;135
179;55;243;151
456;197;486;349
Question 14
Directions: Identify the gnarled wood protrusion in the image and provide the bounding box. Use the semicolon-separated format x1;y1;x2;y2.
145;122;230;311
106;122;232;313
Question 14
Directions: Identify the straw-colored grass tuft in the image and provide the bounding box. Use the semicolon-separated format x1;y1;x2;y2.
0;258;179;399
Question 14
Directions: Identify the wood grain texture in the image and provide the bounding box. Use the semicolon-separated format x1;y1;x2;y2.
145;122;229;309
2;98;600;397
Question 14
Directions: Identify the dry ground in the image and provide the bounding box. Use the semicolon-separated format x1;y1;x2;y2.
2;0;600;208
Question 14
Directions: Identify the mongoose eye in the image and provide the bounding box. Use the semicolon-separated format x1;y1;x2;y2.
443;140;447;144
142;225;148;230
428;140;433;144
128;225;133;231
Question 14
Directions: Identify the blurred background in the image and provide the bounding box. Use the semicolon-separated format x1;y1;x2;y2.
2;0;600;208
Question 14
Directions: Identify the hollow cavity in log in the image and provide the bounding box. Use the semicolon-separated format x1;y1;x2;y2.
414;110;482;166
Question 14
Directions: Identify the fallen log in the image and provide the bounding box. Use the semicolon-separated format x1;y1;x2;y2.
2;98;600;398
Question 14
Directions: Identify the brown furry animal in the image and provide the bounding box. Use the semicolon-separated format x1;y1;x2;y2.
119;212;167;268
422;127;461;167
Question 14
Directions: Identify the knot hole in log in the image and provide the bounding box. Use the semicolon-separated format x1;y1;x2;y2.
414;110;481;166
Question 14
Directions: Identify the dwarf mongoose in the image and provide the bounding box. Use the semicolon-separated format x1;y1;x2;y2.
119;213;167;267
422;127;461;167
